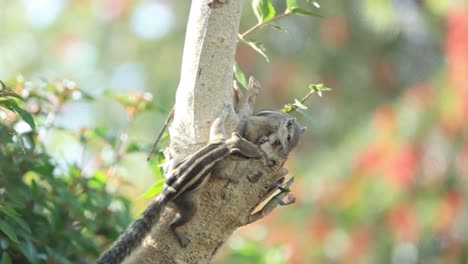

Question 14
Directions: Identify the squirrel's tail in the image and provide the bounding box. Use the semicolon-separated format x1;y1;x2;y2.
96;196;166;264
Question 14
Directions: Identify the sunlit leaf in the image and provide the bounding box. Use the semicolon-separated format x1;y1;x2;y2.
281;103;294;113
238;35;269;62
252;0;276;23
233;62;247;89
294;99;308;110
139;178;165;199
286;0;320;16
90;126;117;144
148;157;164;179
288;7;321;17
22;171;40;186
44;84;56;93
94;170;106;182
90;126;107;138
0;80;22;100
11;106;35;130
0;99;36;129
309;83;331;97
286;0;298;12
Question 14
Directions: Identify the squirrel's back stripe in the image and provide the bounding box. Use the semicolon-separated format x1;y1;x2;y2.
165;142;223;186
166;145;230;199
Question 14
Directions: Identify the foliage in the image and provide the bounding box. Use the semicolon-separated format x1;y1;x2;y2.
1;0;468;264
0;79;159;263
281;84;332;113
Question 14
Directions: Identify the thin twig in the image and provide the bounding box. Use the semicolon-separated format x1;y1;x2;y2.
106;94;145;179
240;13;290;38
299;89;315;105
147;106;175;161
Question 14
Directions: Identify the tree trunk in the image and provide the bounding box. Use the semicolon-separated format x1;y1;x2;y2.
169;0;243;154
124;1;292;263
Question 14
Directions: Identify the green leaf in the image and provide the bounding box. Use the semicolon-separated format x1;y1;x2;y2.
238;35;269;62
288;7;321;17
1;252;12;264
90;126;117;144
0;220;19;244
0;80;22;100
0;91;22;100
286;0;320;16
0;99;36;130
126;142;143;152
104;90;133;106
1;206;31;234
90;126;107;138
43;83;56;93
159;131;169;144
252;0;275;23
11;105;36;130
79;90;94;101
270;23;287;32
294;99;308;110
92;170;106;184
139;178;165;199
0;99;15;109
18;240;38;263
286;0;298;12
309;83;332;97
148;157;164;180
311;1;320;8
281;103;295;113
233;63;247;89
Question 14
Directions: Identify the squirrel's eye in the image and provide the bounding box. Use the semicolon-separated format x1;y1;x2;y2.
287;135;291;141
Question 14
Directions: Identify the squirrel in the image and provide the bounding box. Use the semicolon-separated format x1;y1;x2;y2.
239;110;306;155
232;77;305;155
96;110;262;264
99;76;305;263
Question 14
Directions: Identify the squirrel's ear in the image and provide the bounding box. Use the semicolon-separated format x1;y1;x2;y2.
232;80;243;112
231;132;242;140
286;118;296;127
300;126;306;134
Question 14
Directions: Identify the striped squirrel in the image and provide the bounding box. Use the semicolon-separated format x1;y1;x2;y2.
233;77;305;155
239;110;305;155
147;77;304;161
96;111;262;264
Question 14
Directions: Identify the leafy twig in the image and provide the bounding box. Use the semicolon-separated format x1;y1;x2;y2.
241;13;290;38
282;84;332;113
147;106;174;161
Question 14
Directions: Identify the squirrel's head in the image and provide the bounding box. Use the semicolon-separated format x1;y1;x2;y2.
279;118;306;154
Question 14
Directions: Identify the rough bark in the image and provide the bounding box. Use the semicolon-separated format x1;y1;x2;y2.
124;0;294;263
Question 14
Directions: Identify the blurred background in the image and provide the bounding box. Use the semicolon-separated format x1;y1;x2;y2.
1;0;467;263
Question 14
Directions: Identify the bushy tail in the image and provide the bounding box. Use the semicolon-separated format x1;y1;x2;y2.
96;197;165;264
